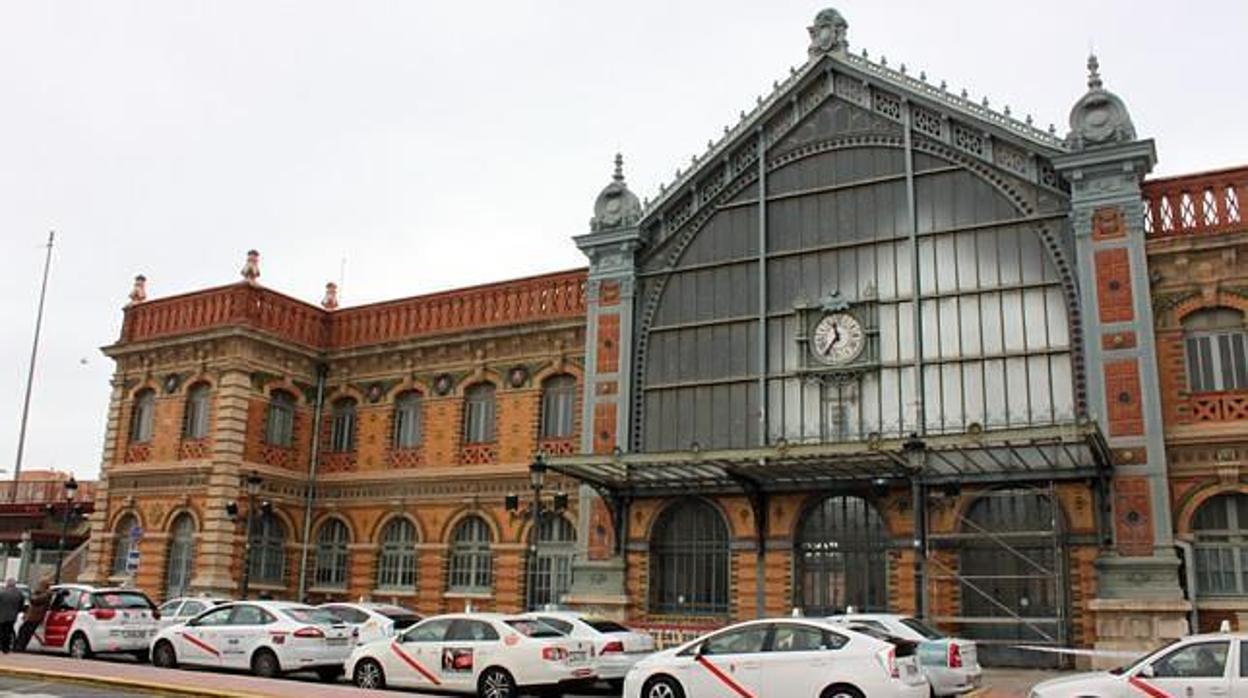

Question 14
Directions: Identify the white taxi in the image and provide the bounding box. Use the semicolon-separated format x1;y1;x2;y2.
346;612;597;696
319;602;422;645
27;585;158;661
623;618;930;698
826;613;982;695
155;596;230;630
1029;632;1248;698
150;601;355;681
522;610;655;689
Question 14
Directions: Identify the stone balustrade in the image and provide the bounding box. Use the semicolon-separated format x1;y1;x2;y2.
1144;166;1247;238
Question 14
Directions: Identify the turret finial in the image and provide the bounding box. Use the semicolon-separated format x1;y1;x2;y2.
613;153;625;183
240;249;261;285
1087;53;1102;90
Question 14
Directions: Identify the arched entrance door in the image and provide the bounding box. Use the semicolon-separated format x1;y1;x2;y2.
794;495;888;615
958;489;1067;667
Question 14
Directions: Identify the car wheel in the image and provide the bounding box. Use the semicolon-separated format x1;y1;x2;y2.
642;675;685;698
251;648;281;678
152;641;177;669
353;659;385;689
316;666;344;682
478;667;517;698
68;634;92;659
821;685;865;698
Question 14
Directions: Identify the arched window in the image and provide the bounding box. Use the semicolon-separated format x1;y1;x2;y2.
526;515;577;610
265;391;296;447
329;398;357;452
249;512;286;584
183;384;211;439
650;499;729;615
794;495;889;615
540;375;577;439
1185;308;1248;392
111;513;140;577
377;518;418;590
165;514;196;598
314;518;350;589
130;389;156;443
463;384;496;444
448;517;492;593
393;391;423;449
1193;493;1248;596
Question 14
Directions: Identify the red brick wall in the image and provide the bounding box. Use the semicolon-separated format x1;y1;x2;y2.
1095;248;1135;323
596;314;621;373
1105;359;1145;436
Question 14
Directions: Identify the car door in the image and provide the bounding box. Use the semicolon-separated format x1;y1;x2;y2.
219;604;271;670
175;605;232;667
438;619;501;691
40;589;82;651
683;624;769;698
763;623;848;696
385;618;453;690
1140;639;1232;698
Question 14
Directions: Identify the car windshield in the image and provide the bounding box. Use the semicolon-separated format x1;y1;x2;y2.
505;619;563;638
900;617;944;640
1109;641;1173;675
584;618;630;634
374;605;418;619
95;592;153;609
281;607;342;625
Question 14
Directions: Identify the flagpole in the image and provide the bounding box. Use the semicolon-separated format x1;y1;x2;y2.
11;231;55;502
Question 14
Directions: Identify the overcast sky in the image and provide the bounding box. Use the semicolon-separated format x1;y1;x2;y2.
2;0;1244;481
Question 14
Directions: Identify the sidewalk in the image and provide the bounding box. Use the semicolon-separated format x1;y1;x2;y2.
0;653;418;697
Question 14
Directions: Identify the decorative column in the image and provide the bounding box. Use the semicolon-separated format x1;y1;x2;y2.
1054;56;1189;663
189;368;251;594
564;155;644;619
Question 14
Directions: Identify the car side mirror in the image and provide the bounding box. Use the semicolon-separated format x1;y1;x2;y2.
1139;665;1155;679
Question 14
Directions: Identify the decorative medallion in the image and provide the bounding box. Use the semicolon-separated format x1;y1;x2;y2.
366;382;385;403
433;373;454;396
507;365;529;388
162;373;182;394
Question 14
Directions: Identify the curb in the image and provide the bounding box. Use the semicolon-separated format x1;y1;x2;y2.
0;664;272;697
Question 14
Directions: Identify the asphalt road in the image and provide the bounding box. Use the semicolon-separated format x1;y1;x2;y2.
0;674;163;697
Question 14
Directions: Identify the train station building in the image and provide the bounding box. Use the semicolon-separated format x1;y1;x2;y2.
77;9;1248;666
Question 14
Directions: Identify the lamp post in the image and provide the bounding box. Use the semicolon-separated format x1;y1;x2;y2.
53;475;78;584
238;471;262;599
506;454;570;609
529;454;547;592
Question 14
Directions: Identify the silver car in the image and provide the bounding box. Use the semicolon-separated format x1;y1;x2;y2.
826;613;982;696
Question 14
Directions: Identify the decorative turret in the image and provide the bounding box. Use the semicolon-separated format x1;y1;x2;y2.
590;154;642;233
240;249;261;284
1066;54;1137;151
807;8;848;58
127;275;147;305
321;282;340;310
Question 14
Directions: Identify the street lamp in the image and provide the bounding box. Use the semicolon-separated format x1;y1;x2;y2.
506;453;568;609
238;471;262;599
53;475;79;584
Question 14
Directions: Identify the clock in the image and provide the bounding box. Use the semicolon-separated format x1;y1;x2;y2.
812;312;865;365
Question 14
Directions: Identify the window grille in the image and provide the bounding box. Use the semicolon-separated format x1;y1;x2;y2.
393;392;423;448
1184;308;1248;392
111;514;139;576
249;512;286;584
165;514;195;598
329;399;357;452
130;390;156;444
649;500;729;615
540;375;577;439
265;391;296;447
463;384;496;444
377;518;418;590
1194;493;1248;596
448;516;492;593
183;384;211;439
314;518;350;589
795;495;888;614
526;516;577;610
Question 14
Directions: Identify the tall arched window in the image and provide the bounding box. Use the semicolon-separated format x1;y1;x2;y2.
165;514;196;598
377;518;418;590
650;499;729;615
463;384;496;444
265;391;296;447
1185;308;1248;392
540;375;577;439
448;517;492;593
526;515;577;610
130;389;156;443
182;383;212;439
1193;493;1248;596
111;513;140;577
393;391;423;449
314;518;350;589
249;512;286;584
329;398;357;452
794;495;888;615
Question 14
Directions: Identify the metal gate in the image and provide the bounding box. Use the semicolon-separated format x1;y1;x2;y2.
794;495;889;615
929;486;1068;668
525;516;576;610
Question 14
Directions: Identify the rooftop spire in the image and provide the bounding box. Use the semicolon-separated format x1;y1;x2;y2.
1087;53;1102;90
613;152;625;183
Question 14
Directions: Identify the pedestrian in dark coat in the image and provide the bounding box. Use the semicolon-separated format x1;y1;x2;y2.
16;580;50;651
0;578;25;653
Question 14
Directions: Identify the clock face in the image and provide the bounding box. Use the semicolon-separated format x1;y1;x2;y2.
812;312;865;365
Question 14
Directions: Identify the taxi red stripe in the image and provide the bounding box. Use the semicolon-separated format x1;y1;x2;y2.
694;655;755;698
1127;676;1172;698
390;642;441;686
178;632;221;658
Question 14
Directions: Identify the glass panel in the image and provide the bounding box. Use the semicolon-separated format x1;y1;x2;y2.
1152;641;1229;678
378;519;418;590
649;500;729;615
540;376;577;439
464;385;497;444
165;515;195;598
266;392;295;447
249;513;286;584
449;517;492;593
795;496;888;615
702;626;769;655
393;393;423;448
314;519;350;589
330;400;356;452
